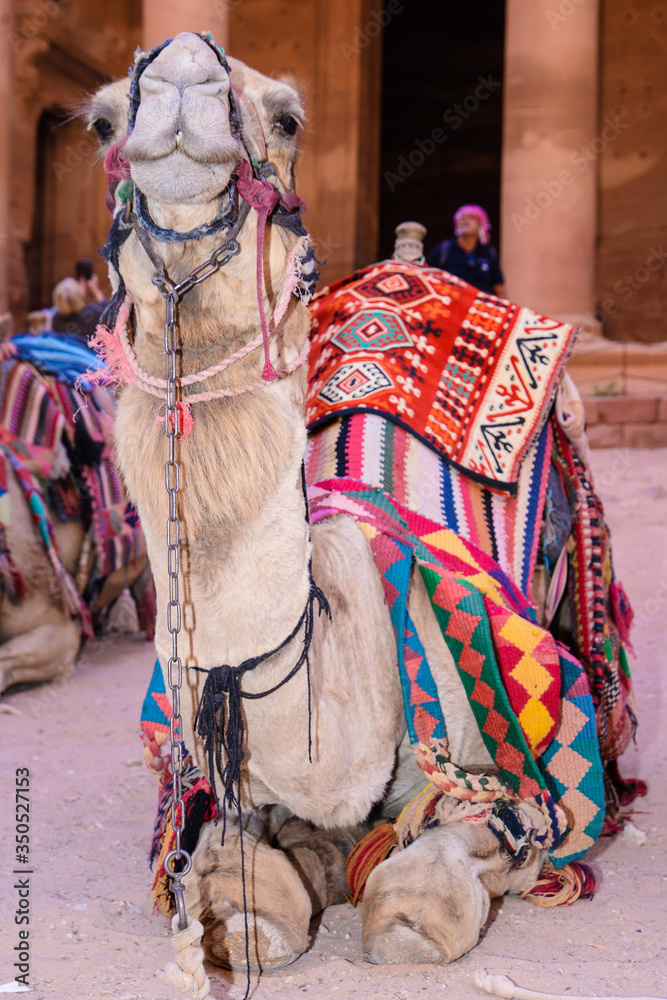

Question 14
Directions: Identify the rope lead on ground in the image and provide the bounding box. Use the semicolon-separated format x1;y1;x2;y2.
473;969;667;1000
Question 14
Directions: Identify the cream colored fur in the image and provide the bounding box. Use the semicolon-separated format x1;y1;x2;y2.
88;33;543;971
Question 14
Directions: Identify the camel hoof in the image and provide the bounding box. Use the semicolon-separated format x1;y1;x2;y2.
203;911;303;971
361;827;492;965
364;922;443;965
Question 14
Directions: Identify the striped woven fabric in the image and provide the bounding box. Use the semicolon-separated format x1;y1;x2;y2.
0;427;92;634
305;412;551;599
0;358;66;451
84;460;145;579
0;357;145;584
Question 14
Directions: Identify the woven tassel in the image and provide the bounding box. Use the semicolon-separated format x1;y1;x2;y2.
346;823;398;906
194;664;246;844
521;860;596;907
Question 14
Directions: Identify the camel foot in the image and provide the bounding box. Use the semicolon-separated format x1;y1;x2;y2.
361;824;542;965
184;820;312;972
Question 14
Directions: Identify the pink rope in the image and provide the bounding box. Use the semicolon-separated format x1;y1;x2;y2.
86;295;310;439
234;159;305;382
86;156;309;433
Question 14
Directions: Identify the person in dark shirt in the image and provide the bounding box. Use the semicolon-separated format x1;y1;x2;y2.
427;204;505;296
51;277;106;344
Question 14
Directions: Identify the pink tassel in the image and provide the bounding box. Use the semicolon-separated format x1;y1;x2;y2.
103;137;131;211
103;137;131;184
87;322;134;385
155;401;194;440
262;360;277;382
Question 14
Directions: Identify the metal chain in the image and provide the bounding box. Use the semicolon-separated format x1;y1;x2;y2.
159;282;192;931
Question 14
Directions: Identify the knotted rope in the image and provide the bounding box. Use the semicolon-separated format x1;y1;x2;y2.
474;969;666;1000
86;276;311;438
160;914;210;1000
346;781;595;908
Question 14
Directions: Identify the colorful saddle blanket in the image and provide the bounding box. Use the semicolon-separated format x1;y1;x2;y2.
0;355;146;598
308;478;605;866
307;261;577;494
305;412;551;600
0;426;92;633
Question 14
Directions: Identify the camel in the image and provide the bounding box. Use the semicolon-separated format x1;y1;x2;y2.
84;33;633;974
0;335;154;695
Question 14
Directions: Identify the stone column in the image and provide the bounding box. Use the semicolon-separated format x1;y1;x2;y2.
0;0;13;316
143;0;228;50
500;0;600;332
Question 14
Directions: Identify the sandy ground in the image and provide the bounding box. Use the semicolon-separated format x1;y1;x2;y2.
1;447;666;1000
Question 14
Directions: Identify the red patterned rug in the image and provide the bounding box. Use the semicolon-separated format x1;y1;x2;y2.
308;261;577;494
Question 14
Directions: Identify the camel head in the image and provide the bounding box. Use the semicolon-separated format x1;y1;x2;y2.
86;32;305;212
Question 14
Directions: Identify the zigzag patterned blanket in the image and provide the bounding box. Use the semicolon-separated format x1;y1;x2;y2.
307;261;577;494
308;479;605;866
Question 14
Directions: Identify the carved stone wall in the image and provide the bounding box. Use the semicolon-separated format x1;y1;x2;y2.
6;0;140;323
596;0;667;342
229;0;382;287
1;2;665;341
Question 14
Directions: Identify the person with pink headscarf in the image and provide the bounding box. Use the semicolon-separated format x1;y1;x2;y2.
427;204;505;296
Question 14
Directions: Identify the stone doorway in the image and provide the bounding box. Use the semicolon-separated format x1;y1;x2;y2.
27;108;109;314
379;1;506;262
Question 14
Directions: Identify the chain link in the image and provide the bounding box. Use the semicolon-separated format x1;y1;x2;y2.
161;282;190;927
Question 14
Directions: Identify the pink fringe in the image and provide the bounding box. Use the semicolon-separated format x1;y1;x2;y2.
85;298;134;388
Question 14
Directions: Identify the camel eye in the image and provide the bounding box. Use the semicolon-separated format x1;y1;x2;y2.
276;114;298;137
93;118;114;141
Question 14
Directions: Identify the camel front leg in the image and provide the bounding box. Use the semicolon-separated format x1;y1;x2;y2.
184;817;313;971
361;824;543;965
